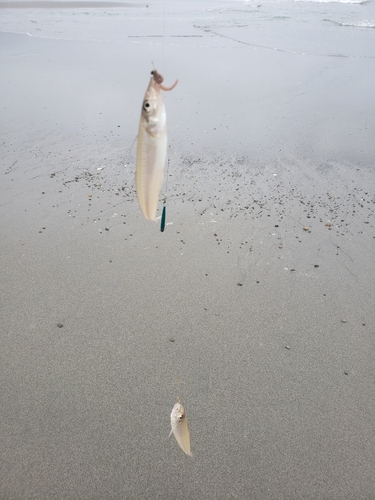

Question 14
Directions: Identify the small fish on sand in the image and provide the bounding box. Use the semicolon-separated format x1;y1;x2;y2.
169;402;192;456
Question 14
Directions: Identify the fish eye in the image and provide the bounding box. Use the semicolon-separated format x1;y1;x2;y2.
143;101;151;111
178;415;184;421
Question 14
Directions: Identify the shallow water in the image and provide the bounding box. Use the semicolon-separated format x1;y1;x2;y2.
1;0;374;58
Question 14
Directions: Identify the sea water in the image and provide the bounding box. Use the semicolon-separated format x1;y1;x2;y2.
0;0;374;59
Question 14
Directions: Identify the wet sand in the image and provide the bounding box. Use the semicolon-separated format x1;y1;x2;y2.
1;18;375;500
0;2;137;8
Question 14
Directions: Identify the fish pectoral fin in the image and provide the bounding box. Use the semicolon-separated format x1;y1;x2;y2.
168;428;173;438
160;79;178;91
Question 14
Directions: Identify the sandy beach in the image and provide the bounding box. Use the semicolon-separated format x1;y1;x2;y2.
1;1;375;498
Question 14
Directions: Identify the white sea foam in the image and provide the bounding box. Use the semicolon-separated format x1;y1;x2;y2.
340;20;375;27
293;0;366;4
325;18;375;27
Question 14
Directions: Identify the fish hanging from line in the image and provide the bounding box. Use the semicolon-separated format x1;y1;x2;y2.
169;401;192;456
135;69;178;221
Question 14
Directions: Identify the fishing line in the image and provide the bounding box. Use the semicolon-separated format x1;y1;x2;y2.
162;0;165;73
160;155;170;232
160;0;168;233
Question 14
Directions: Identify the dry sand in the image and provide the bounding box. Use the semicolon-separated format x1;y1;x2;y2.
1;3;375;498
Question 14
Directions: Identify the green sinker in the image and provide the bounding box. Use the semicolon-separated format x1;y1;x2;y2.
160;205;166;232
